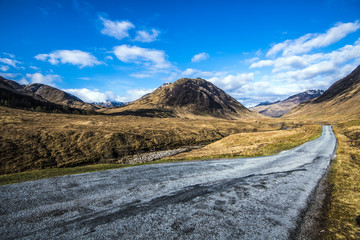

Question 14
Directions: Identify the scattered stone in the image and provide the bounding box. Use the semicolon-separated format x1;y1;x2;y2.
119;146;202;164
356;215;360;227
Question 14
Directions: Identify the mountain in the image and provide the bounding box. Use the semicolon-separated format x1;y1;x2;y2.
250;90;324;117
24;83;99;110
103;78;259;119
285;65;360;120
93;101;125;108
255;100;281;107
0;76;98;114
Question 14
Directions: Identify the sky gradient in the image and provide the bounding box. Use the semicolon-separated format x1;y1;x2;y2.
1;0;359;106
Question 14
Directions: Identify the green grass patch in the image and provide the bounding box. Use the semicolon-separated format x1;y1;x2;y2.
0;164;133;185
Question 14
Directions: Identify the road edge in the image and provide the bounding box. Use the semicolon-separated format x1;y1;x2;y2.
293;126;337;240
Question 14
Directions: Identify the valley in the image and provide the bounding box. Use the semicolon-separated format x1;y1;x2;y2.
1;2;359;239
0;65;359;239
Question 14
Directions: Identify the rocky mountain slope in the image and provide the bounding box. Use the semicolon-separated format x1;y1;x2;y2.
103;78;259;119
284;65;360;121
251;90;324;117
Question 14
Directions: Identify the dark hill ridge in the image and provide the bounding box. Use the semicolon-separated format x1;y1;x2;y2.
24;83;98;110
0;76;47;102
313;65;360;103
104;78;259;119
285;65;360;120
250;89;324;117
0;76;99;113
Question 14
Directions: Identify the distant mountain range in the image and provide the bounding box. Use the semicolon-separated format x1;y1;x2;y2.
285;65;360;120
1;64;359;120
103;78;259;119
255;100;281;107
250;90;325;117
0;76;95;114
0;77;129;113
92;101;125;108
24;83;98;110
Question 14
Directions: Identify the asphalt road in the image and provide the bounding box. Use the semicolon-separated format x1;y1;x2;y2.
0;126;337;240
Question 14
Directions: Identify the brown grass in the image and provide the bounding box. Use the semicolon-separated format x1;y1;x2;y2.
166;125;322;160
323;120;360;239
0;106;280;174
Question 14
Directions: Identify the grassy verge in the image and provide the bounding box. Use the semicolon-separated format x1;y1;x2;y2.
323;120;360;239
164;125;322;161
0;163;167;185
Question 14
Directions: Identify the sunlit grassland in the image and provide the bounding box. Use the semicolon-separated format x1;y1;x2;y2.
0;106;270;175
0;106;320;185
324;120;360;239
165;125;322;161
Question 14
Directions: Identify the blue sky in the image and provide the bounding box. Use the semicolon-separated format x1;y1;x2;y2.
1;0;359;106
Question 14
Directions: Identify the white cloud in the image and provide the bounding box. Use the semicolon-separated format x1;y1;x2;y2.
181;68;227;78
182;68;199;76
255;49;262;56
0;58;21;68
208;72;254;90
271;55;309;72
64;88;109;103
29;66;40;70
2;52;15;59
244;57;259;64
267;21;360;57
191;52;210;62
249;60;274;69
0;65;9;72
274;61;336;81
100;16;134;40
134;29;160;42
0;73;20;79
105;55;113;60
267;39;360;75
113;45;171;69
18;78;29;85
63;87;154;103
26;73;61;86
126;88;155;100
78;77;91;80
130;73;152;78
35;50;101;68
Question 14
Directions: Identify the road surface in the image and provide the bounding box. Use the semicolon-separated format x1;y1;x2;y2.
0;126;337;239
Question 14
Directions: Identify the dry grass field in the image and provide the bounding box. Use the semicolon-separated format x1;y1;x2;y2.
166;125;322;160
0;105;320;184
323;120;360;239
0;106;277;175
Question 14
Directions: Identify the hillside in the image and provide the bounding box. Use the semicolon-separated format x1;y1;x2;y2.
250;90;324;117
24;83;99;110
103;78;259;119
284;65;360;121
0;77;97;114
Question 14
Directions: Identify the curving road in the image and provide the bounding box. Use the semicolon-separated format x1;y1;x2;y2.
0;126;337;239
